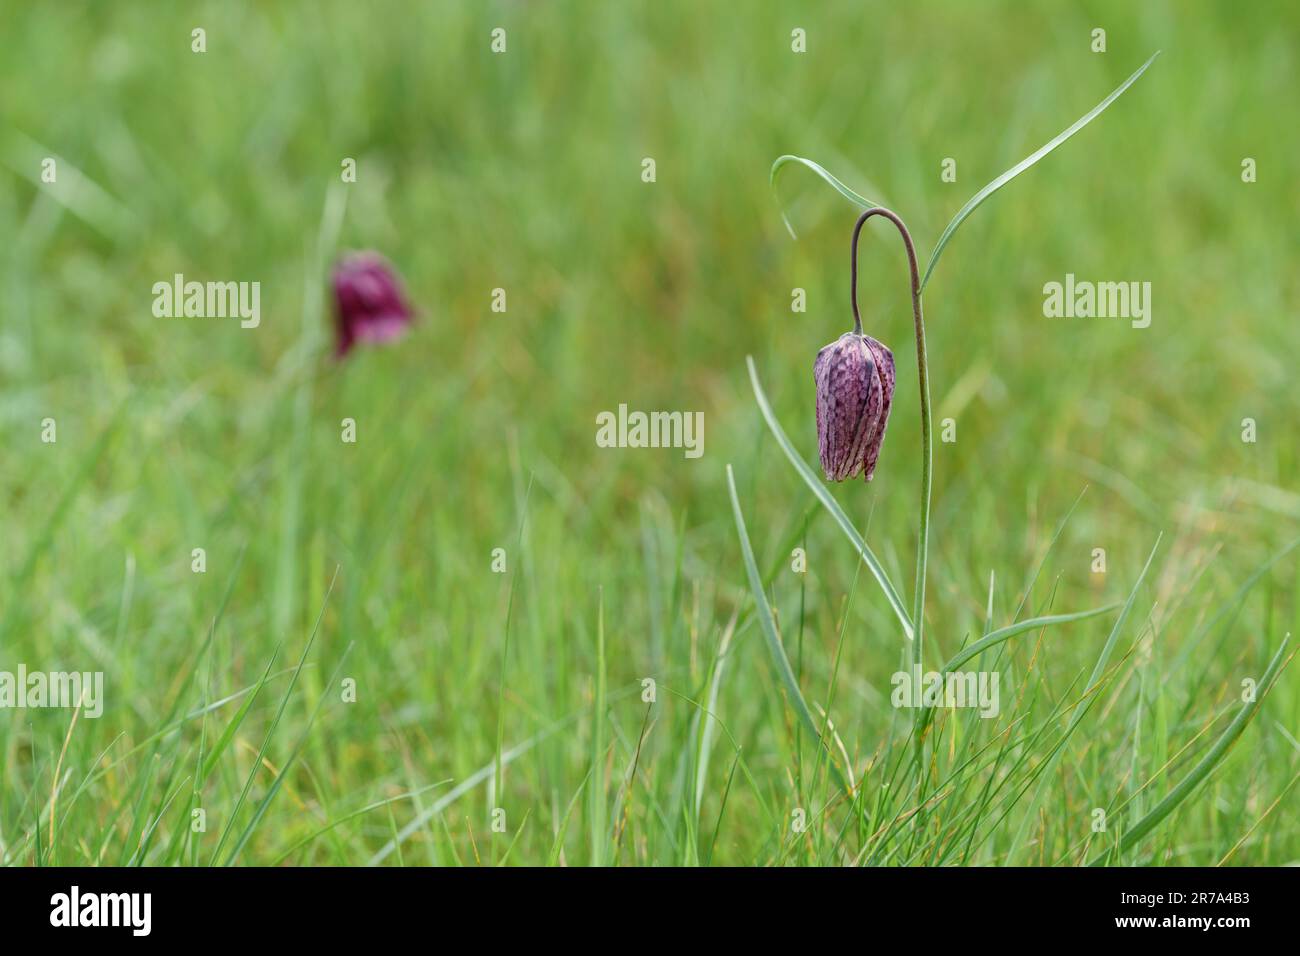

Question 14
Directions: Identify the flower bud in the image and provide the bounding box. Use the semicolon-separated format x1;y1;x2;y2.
332;252;414;358
814;331;895;481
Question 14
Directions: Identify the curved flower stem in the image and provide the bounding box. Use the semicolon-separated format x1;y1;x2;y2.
850;208;932;784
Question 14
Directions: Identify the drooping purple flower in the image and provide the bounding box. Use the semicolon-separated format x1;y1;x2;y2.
331;252;414;358
814;331;895;482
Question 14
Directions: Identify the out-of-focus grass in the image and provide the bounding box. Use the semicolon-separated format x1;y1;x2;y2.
0;0;1296;865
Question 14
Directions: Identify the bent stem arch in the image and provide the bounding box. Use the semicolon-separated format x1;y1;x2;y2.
850;207;933;789
851;209;930;666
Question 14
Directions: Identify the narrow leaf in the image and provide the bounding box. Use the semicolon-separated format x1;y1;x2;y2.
920;51;1161;291
727;464;852;794
941;604;1121;674
769;154;879;239
767;53;1161;296
747;355;913;640
1005;536;1162;859
1089;635;1292;865
1068;536;1162;733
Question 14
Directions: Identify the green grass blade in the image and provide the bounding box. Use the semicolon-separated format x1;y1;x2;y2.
367;718;567;866
1089;635;1292;865
915;604;1121;793
1068;536;1162;733
1005;537;1162;858
589;587;608;866
212;567;339;863
769;154;878;239
726;464;851;795
546;768;593;867
747;356;913;641
3;408;123;642
941;604;1121;674
494;476;532;845
224;644;354;865
198;648;281;785
920;51;1161;292
694;611;737;820
269;779;454;866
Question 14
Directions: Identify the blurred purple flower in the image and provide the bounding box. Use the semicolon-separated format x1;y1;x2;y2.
814;331;895;482
332;252;414;358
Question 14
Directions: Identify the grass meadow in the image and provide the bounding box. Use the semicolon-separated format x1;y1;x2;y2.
1;1;1297;866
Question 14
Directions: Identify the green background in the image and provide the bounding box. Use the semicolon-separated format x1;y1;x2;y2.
1;0;1296;865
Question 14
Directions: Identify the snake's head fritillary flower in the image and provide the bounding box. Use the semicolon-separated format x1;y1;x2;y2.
332;252;415;358
814;331;895;482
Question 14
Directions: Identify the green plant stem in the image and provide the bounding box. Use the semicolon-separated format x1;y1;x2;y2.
850;209;931;783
